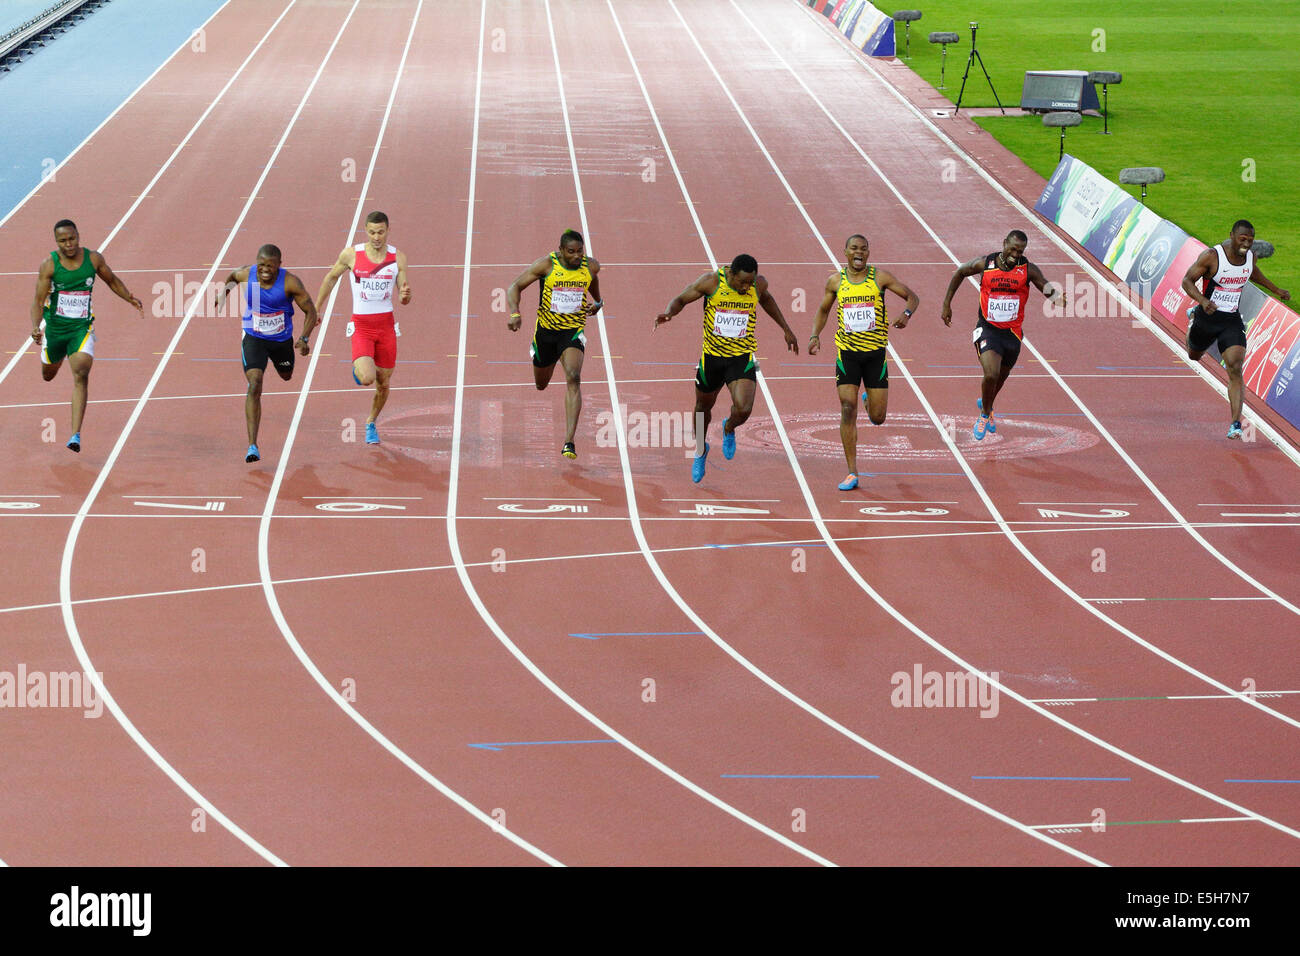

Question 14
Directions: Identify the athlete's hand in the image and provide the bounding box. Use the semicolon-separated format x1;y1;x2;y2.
893;313;911;329
128;294;143;312
1279;288;1291;302
940;304;953;327
31;327;42;345
783;327;799;354
807;334;821;355
508;313;522;332
1202;300;1218;315
399;282;412;305
653;312;673;331
297;337;311;356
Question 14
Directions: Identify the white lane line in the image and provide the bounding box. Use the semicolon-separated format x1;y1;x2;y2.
1029;817;1254;830
0;1;275;388
775;3;1300;608
683;0;1300;840
608;0;1098;867
733;0;1300;729
55;0;320;870
251;0;558;866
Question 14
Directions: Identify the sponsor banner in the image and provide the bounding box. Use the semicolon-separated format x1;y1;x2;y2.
1243;299;1300;396
1265;332;1300;422
1033;155;1079;222
814;0;894;56
1237;281;1269;326
854;13;894;56
1149;236;1205;328
1125;219;1191;305
841;1;867;34
1104;204;1162;277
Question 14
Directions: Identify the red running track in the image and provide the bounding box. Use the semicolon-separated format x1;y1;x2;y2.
0;0;1296;867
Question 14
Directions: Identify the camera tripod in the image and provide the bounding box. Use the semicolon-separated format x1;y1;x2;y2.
954;22;1005;116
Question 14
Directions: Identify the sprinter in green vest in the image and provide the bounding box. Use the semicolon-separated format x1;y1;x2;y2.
30;219;142;452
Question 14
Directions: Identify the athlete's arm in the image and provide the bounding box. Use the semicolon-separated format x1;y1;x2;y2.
655;271;716;330
1027;263;1066;307
395;249;412;305
285;273;319;354
1249;262;1290;302
214;266;250;312
757;276;799;354
30;258;55;343
940;256;985;326
315;247;355;312
877;269;921;329
1181;248;1219;314
586;258;604;314
808;271;839;355
91;252;142;312
506;255;552;331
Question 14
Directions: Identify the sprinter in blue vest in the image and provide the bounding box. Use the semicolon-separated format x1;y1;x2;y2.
214;244;319;462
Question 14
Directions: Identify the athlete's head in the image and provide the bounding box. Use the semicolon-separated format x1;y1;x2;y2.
255;245;282;285
726;254;758;294
53;220;80;257
365;211;389;248
1002;230;1028;261
845;234;869;271
1230;220;1255;255
559;229;585;269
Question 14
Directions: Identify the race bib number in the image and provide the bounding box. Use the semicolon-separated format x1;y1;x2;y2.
253;312;285;335
1209;286;1241;312
550;286;584;314
394;322;401;337
712;309;750;338
986;295;1020;323
345;321;355;338
359;277;392;302
843;304;876;333
57;291;91;319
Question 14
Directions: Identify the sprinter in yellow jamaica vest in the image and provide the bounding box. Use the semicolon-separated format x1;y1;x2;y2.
506;229;603;460
809;234;919;491
656;253;798;483
30;219;142;453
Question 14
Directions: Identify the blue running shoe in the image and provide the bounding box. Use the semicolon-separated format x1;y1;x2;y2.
722;418;736;460
977;398;995;433
691;442;709;483
1227;421;1243;440
245;444;260;463
838;473;859;491
973;415;990;441
365;422;380;445
66;432;81;453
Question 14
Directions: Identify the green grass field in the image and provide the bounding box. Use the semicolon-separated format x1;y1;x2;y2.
892;1;1298;295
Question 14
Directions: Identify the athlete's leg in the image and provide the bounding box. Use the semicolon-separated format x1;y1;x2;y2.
837;383;860;474
68;351;93;437
976;346;1004;415
353;356;377;387
368;366;394;424
559;346;584;445
1222;344;1246;423
724;378;756;431
41;361;61;382
245;367;265;445
693;386;722;453
864;387;887;426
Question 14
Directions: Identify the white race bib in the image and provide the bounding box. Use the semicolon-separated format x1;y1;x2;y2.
712;309;750;338
360;277;392;302
986;295;1020;323
843;304;876;333
57;291;91;319
253;312;285;335
345;321;356;338
1209;286;1242;312
550;287;584;314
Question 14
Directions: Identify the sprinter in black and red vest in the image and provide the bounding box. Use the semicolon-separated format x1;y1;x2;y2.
941;230;1065;440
